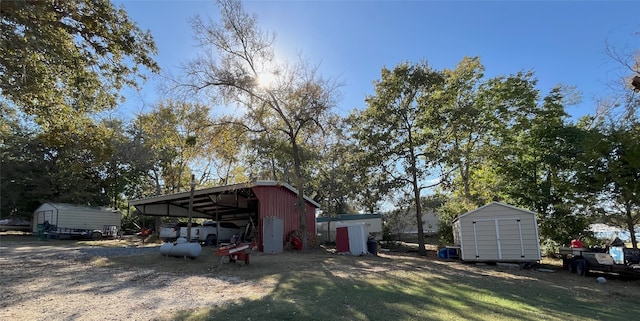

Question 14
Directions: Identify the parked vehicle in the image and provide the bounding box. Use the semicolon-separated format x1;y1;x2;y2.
33;203;121;240
159;222;199;242
559;241;640;278
181;221;244;245
0;217;31;232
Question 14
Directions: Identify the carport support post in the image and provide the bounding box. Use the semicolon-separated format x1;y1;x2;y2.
187;175;195;242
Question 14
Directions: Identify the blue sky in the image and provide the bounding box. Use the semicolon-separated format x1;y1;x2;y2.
115;0;640;120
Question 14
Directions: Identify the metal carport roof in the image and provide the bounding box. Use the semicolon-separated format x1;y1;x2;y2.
129;181;319;220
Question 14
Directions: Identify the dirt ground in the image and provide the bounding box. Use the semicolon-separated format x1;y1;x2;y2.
1;233;639;321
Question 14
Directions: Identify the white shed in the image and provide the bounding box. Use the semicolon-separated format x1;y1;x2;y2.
316;214;383;242
32;203;121;239
335;222;369;256
452;202;541;263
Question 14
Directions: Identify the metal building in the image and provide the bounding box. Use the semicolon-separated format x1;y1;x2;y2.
129;181;319;252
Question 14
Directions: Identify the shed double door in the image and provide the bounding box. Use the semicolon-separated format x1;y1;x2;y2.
472;218;524;260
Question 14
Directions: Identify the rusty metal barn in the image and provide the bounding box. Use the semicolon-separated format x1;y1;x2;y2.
129;181;319;252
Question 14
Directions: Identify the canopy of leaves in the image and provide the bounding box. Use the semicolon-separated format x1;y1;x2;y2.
576;123;640;248
133;100;245;194
0;0;159;124
348;61;443;255
1;117;115;217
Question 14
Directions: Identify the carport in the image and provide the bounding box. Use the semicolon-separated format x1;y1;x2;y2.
129;181;319;252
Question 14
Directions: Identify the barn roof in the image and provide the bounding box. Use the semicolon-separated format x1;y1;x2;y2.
128;181;319;220
452;202;536;223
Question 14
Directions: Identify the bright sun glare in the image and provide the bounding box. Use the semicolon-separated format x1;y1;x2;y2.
256;72;276;89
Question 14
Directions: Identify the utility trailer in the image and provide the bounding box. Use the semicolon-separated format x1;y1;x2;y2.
33;203;121;240
559;247;640;278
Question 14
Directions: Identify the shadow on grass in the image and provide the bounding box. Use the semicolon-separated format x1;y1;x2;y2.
3;236;638;321
163;256;638;321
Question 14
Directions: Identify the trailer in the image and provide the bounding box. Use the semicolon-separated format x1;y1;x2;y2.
33;203;121;240
559;246;640;278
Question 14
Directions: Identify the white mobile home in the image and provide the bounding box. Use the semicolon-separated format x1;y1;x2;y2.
452;202;541;263
33;203;121;240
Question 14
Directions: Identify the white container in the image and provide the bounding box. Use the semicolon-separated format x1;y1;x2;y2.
335;222;368;256
160;241;202;258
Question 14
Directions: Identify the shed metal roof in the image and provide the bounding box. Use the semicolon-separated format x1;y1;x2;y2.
452;201;536;223
35;203;120;214
129;181;319;220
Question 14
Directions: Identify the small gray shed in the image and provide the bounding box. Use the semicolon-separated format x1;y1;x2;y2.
452;202;541;263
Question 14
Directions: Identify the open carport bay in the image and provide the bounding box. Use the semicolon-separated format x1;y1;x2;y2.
129;181;319;252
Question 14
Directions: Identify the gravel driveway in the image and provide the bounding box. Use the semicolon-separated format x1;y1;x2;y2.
0;238;270;321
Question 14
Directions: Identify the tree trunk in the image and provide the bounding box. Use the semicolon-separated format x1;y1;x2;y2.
413;180;426;256
291;139;308;253
461;161;471;200
625;203;638;250
409;153;426;256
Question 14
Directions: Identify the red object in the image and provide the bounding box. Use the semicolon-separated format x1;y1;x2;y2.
216;242;256;265
251;186;318;252
336;227;350;253
291;236;302;250
571;239;583;248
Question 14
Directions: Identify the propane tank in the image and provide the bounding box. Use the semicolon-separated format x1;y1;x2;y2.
160;239;202;258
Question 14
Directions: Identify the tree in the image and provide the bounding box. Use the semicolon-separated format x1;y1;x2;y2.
178;0;338;252
0;115;124;218
348;62;443;256
583;28;640;248
1;0;159;123
98;118;158;208
311;118;361;243
600;31;640;121
436;196;474;246
1;0;160;217
384;202;415;243
580;124;640;249
421;57;590;244
133;100;236;194
422;57;490;202
495;86;591;244
0;119;48;218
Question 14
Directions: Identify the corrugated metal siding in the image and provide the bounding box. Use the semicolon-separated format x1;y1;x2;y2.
252;186;317;251
55;209;120;230
32;203;121;232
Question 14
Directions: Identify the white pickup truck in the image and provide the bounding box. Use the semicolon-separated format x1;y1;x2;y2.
159;222;198;242
180;221;244;245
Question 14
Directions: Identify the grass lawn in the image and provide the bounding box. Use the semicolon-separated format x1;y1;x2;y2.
170;266;634;321
107;244;637;321
3;233;637;321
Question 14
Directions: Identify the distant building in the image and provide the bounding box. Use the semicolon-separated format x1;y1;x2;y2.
316;214;382;242
386;207;440;237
